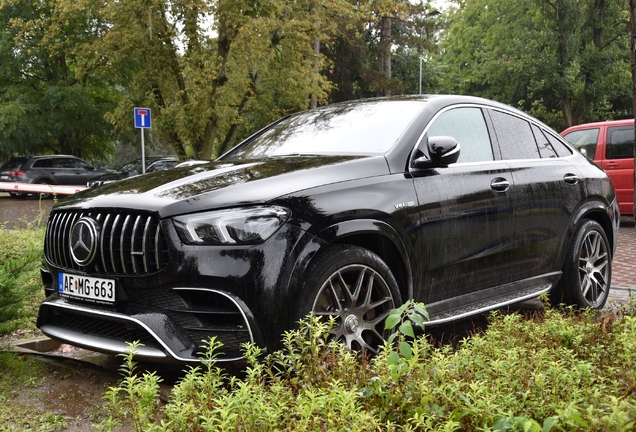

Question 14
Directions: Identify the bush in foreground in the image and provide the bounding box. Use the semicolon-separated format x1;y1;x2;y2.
0;225;45;335
99;301;636;431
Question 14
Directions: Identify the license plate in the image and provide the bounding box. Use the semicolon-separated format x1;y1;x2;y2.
58;272;116;304
0;175;9;180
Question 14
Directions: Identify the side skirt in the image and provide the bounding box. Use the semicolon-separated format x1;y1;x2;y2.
424;272;560;326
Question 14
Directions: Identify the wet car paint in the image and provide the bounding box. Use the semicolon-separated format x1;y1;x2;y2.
37;95;619;363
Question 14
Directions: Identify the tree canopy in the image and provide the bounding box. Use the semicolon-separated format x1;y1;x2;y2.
0;0;631;161
440;0;632;130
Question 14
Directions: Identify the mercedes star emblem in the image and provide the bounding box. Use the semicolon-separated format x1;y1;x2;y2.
69;217;100;266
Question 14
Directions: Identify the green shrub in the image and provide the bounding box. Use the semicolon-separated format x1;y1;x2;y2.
0;226;45;335
99;301;636;431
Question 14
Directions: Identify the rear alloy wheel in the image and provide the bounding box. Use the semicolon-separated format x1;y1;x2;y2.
553;220;611;309
296;245;402;356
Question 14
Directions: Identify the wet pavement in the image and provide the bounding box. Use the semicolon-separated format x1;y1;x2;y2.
1;191;634;305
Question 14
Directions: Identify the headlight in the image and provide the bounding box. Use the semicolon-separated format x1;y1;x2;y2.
173;206;291;245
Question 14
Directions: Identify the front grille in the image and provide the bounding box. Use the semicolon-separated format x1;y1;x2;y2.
45;210;169;276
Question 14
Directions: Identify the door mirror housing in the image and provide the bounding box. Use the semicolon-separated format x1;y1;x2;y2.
411;136;461;169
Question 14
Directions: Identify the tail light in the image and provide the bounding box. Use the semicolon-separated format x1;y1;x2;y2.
9;170;24;176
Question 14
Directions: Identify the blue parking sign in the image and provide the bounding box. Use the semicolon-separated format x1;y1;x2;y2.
134;107;152;129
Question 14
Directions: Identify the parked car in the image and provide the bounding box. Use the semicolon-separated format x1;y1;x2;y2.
0;155;111;197
175;160;210;168
561;119;634;216
87;156;178;187
37;95;619;365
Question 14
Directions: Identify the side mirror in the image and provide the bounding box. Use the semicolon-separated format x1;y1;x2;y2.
411;136;460;169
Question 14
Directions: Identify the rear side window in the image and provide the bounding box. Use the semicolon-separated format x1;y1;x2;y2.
545;133;573;157
607;127;634;160
426;107;493;163
531;125;557;158
1;157;27;170
32;158;52;168
562;128;599;161
489;110;540;160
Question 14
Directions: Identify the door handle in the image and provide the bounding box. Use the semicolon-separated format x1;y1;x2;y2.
563;173;579;184
490;178;510;192
606;162;619;168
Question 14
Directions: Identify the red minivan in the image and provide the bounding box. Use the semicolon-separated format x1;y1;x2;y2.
562;119;634;215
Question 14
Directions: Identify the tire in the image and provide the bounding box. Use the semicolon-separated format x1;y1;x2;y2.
551;220;611;309
295;245;402;355
35;179;54;199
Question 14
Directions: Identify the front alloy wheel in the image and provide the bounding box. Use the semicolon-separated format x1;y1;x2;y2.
297;245;402;356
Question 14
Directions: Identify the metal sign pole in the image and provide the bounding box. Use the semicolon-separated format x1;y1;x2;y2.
141;128;146;174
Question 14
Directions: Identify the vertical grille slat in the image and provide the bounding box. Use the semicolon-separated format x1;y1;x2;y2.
44;210;168;276
100;214;112;273
120;215;131;274
154;224;162;271
110;215;122;274
131;215;142;274
142;217;152;273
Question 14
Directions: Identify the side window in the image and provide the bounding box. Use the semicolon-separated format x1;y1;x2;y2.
562;128;598;160
607;127;634;160
32;159;48;168
531;125;557;158
57;158;74;168
489;110;540;160
545;133;573;157
72;159;93;169
426;107;493;163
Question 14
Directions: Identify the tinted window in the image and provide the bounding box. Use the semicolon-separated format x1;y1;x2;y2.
562;128;599;160
223;101;424;159
1;157;27;170
490;110;540;160
32;158;52;168
531;125;557;158
545;133;573;157
56;158;75;168
70;159;93;169
148;160;176;172
607;127;634;160
426;107;493;163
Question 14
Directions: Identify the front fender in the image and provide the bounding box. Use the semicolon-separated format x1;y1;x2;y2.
288;219;413;302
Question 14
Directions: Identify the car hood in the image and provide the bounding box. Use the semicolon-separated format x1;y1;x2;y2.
55;155;389;217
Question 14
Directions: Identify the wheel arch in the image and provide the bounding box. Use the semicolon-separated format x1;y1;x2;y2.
34;177;57;185
291;219;413;303
569;200;618;259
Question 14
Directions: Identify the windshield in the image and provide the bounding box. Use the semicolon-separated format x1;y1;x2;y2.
118;160;144;173
222;100;425;160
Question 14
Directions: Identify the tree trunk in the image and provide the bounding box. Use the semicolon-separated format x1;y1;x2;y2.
310;36;320;109
378;15;392;96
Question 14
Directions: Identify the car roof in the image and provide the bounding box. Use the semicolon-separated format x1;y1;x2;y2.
562;119;634;134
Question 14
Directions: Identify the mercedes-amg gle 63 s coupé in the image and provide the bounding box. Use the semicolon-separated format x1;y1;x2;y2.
37;95;619;364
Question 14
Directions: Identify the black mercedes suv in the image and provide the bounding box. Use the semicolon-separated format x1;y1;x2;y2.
37;95;619;364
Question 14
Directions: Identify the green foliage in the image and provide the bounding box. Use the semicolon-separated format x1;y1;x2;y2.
0;224;45;335
440;0;631;129
99;303;636;431
0;0;118;160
